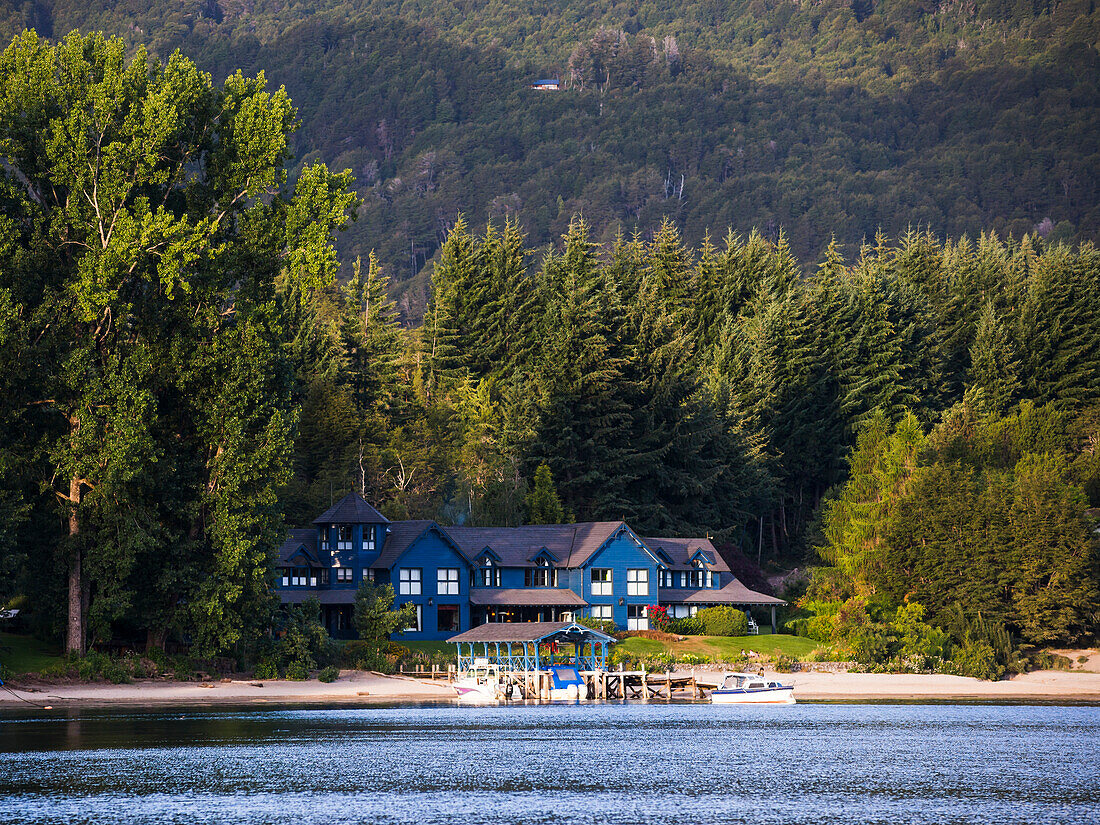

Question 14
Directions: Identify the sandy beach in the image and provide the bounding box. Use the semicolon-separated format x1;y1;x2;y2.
3;667;1100;708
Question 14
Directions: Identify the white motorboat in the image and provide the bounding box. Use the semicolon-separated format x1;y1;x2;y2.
453;662;503;702
709;671;796;704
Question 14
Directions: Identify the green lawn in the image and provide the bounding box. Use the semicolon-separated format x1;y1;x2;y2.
400;641;453;656
618;633;820;660
0;632;64;676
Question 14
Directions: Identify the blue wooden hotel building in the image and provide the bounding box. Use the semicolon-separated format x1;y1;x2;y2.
277;493;784;640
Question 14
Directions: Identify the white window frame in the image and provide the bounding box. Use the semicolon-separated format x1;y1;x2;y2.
437;567;460;596
399;567;422;595
591;568;612;596
335;567;353;583
280;569;289;587
362;526;375;551
362;568;373;583
659;569;673;588
478;560;500;587
590;604;612;620
337;525;352;551
626;568;649;597
627;604;649;631
320;530;329;551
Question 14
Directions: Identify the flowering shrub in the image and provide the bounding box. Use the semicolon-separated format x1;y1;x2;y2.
648;605;672;632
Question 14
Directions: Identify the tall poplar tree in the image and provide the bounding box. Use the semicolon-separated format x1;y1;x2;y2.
0;31;357;654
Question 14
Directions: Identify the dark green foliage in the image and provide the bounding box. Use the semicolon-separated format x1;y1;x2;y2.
576;616;618;636
527;464;566;524
806;404;1100;652
18;1;1099;313
318;664;340;682
353;580;417;642
694;606;748;637
669;614;704;636
259;598;338;677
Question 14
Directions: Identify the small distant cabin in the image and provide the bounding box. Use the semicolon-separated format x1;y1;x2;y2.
530;78;560;91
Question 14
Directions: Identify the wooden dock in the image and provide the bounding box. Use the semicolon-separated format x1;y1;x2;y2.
398;663;723;701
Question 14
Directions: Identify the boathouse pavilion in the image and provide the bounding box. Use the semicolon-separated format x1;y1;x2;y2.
276;492;785;640
449;621;617;672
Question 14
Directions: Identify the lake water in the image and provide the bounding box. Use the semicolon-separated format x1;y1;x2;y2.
1;701;1098;824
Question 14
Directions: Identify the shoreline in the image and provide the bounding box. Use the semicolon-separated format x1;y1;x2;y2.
4;668;1100;708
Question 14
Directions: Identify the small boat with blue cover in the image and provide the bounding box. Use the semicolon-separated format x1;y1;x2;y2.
710;672;796;704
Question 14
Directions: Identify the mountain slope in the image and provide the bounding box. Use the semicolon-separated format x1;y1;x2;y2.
5;0;1097;318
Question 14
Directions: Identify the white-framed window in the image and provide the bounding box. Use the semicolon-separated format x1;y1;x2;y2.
626;568;649;597
437;567;460;595
362;568;373;583
691;560;713;588
591;568;612;596
679;571;688;588
405;603;422;633
659;569;674;588
280;568;289;587
669;604;699;619
627;604;649;631
319;530;329;551
399;567;422;595
337;525;353;551
525;558;557;587
289;567;309;586
335;567;353;583
590;604;612;620
362;526;375;551
478;559;500;587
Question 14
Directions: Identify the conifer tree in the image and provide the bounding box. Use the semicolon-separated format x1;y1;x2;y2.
965;300;1022;415
526;463;565;524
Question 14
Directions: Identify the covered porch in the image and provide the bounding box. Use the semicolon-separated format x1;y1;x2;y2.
660;580;787;633
469;588;588;627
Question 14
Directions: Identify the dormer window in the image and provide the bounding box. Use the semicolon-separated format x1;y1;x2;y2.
320;530;329;551
525;557;557;587
337;525;353;551
362;526;375;551
477;557;500;587
659;568;674;588
691;559;713;589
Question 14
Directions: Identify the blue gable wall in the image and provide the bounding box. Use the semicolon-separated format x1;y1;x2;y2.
581;528;658;628
390;528;471;641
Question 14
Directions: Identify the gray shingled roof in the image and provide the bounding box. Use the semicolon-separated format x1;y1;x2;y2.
312;492;390;525
469;588;588;607
446;521;627;568
277;529;320;565
659;580;785;605
642;536;730;572
372;519;443;568
448;621;616;644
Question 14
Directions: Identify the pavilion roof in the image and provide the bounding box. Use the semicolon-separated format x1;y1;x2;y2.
447;621;616;645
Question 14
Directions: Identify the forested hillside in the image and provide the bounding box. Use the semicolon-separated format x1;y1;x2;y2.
3;0;1096;318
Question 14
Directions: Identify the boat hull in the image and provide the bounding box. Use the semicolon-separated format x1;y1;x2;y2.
711;686;796;704
453;681;501;702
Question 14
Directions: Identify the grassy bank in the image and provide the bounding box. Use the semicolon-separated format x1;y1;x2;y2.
0;632;63;676
617;634;819;661
403;635;819;662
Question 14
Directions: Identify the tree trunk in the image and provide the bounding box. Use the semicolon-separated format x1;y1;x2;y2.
66;475;84;656
146;626;168;653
